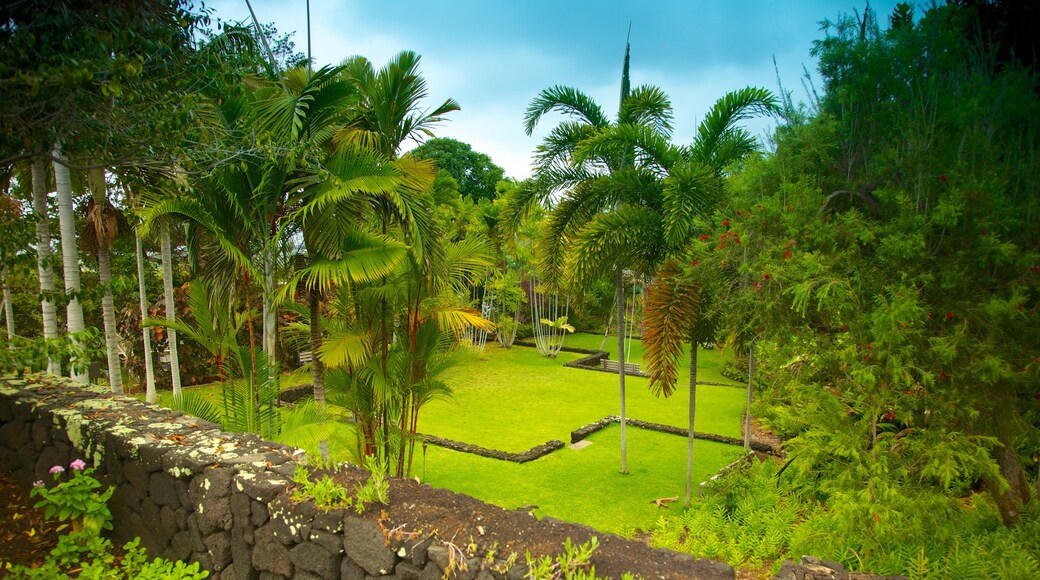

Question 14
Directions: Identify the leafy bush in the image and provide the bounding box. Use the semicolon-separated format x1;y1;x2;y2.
651;459;1040;578
11;459;207;579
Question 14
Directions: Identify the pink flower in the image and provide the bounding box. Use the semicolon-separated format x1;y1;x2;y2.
32;480;43;488
49;465;64;475
70;459;87;471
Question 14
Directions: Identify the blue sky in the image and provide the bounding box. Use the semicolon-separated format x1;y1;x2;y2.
206;1;901;178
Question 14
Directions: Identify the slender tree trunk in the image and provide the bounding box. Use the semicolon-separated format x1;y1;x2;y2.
984;415;1033;526
31;158;60;374
53;147;88;383
160;225;182;397
89;169;123;394
685;343;698;506
310;287;328;461
135;231;157;402
262;247;276;360
744;344;754;452
616;267;628;474
2;266;14;341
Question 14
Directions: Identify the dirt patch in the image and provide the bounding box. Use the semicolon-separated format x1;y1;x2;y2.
312;464;734;579
0;471;59;571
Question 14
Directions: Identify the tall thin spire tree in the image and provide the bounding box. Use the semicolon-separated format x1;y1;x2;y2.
615;26;632;474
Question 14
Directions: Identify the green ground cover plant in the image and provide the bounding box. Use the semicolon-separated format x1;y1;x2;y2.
651;460;1040;578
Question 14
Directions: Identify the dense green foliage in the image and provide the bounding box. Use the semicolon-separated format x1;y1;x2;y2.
649;2;1040;576
411;137;506;201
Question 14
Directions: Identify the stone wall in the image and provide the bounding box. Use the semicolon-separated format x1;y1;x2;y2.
0;375;736;580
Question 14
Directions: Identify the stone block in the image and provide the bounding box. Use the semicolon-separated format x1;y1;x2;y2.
229;527;258;580
290;542;341;578
123;460;151;494
252;523;292;576
308;529;345;555
149;471;182;509
170;530;194;561
197;495;233;534
342;516;398;576
0;417;25;451
395;561;422;580
160;505;181;541
410;536;434;567
340;558;366;580
234;471;289;503
205;531;233;572
250;500;268;527
189;467;234;502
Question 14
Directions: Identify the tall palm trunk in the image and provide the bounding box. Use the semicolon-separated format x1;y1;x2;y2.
53;147;88;383
135;231;156;402
262;245;277;368
160;225;182;397
616;267;628;474
744;344;754;452
685;343;698;506
89;169;123;394
31;158;60;374
1;266;13;340
309;288;328;461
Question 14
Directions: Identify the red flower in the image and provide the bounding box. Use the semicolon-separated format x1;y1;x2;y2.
690;260;699;267
722;220;730;227
762;273;771;280
882;412;896;421
945;311;953;320
840;324;848;332
783;249;792;259
939;174;948;183
939;370;951;381
699;234;710;241
736;210;743;216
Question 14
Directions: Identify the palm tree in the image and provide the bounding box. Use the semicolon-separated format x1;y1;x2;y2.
52;147;88;383
83;168;127;393
516;40;674;474
614;86;779;505
31;157;61;375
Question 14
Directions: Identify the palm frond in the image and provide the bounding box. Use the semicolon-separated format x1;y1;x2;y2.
271;400;341;449
691;87;779;172
524;85;609;135
662;161;719;248
644;260;701;397
618;84;674;137
320;329;373;370
566;205;663;288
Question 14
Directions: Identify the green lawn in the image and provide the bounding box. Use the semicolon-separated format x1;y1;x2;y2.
563;331;738;386
146;335;749;535
420;425;744;535
421;339;746;453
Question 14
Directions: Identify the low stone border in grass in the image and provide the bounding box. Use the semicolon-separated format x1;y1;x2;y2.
698;452;755;496
419;433;565;463
570;415;779;455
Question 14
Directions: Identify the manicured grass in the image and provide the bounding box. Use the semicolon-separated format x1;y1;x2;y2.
144;336;750;535
420;424;745;535
421;341;747;453
563;332;739;386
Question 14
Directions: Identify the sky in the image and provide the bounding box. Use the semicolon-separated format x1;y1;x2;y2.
205;0;902;179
